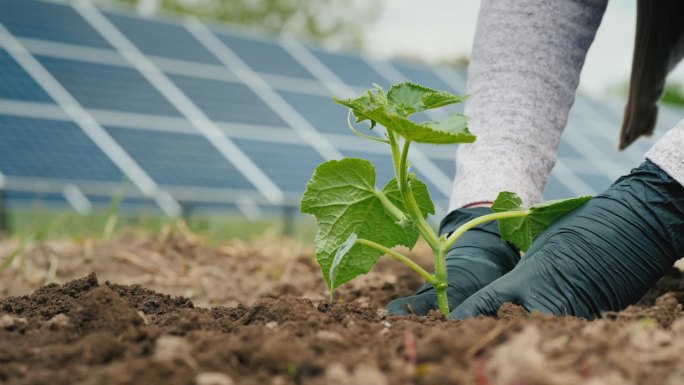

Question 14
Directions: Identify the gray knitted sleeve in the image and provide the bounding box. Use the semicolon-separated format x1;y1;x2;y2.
646;123;684;185
449;0;608;210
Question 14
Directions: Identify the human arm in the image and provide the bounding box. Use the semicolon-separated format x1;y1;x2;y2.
450;0;608;210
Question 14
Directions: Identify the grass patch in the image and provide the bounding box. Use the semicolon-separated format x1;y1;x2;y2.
4;208;316;243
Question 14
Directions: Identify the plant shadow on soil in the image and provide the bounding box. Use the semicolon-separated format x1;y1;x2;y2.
1;233;684;385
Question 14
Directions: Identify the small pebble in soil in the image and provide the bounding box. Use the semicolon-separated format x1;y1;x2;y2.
195;372;234;385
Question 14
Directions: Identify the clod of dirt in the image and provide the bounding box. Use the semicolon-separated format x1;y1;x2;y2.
68;286;143;335
638;267;684;306
0;314;27;330
0;272;99;320
497;302;528;320
195;372;234;385
79;332;127;365
153;335;198;369
105;282;194;316
237;296;317;324
315;330;345;344
607;292;683;328
46;313;71;328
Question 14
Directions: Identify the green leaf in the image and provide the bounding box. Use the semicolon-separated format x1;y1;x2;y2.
301;158;432;291
334;89;386;125
382;176;435;218
334;84;474;144
328;232;357;299
492;192;592;252
390;113;474;144
387;82;468;117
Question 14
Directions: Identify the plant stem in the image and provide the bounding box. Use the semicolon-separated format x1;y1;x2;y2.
374;189;409;224
355;238;436;285
346;110;390;144
397;139;440;250
442;210;529;251
433;247;450;315
387;131;402;176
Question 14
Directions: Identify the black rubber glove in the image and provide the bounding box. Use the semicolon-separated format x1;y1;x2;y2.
386;207;521;315
449;160;684;320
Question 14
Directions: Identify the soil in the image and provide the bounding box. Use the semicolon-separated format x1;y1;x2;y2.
1;229;684;385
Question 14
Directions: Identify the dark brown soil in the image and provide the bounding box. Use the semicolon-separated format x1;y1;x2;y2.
1;233;684;385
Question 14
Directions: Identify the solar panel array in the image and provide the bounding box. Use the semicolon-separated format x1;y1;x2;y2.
0;0;680;221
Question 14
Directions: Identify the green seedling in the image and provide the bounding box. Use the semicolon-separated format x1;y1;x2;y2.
301;82;591;316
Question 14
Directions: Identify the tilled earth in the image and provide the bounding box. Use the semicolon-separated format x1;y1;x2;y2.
1;229;684;385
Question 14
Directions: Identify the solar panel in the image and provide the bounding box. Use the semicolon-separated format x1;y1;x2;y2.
231;138;326;194
0;49;53;103
276;90;352;135
169;74;288;126
37;55;181;116
104;126;255;190
0;115;123;181
0;0;112;49
543;174;576;200
217;31;317;80
0;0;679;221
105;12;222;65
309;48;391;89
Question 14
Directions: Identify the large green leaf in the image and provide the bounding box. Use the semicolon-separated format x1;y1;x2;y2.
301;158;433;291
387;82;468;117
492;192;592;252
334;84;474;144
386;113;474;144
382;176;435;218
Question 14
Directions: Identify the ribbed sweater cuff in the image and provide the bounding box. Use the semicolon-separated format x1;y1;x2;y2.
646;121;684;187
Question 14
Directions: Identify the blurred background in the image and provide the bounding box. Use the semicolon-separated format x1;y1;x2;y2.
1;0;683;242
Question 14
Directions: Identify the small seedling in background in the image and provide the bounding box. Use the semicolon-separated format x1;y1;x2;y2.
301;82;590;316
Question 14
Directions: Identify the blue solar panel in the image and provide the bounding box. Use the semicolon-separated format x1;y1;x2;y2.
38;56;181;116
0;49;54;103
179;201;239;213
217;32;316;80
0;0;112;49
277;90;351;135
105;12;222;65
5;191;69;206
543;175;575;200
231;138;325;193
0;115;124;181
309;48;390;89
576;173;614;193
105;126;255;190
658;106;684;132
169;74;288;127
428;158;456;181
557;141;583;159
85;194;162;213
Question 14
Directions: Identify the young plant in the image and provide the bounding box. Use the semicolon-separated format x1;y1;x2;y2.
301;82;590;316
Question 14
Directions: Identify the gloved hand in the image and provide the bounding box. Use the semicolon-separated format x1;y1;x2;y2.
386;207;521;315
449;160;684;320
